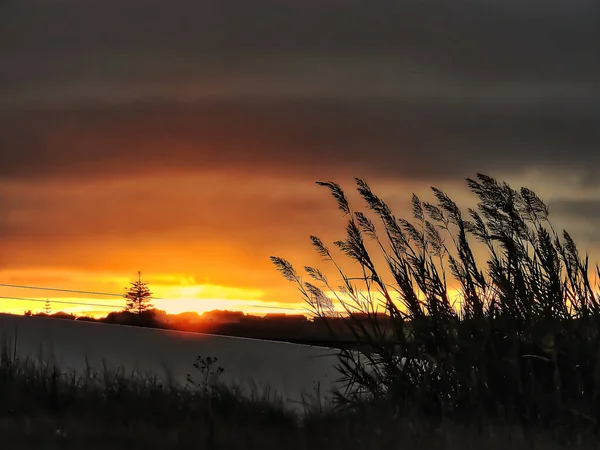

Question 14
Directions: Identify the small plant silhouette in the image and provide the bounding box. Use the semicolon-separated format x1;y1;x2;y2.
187;356;225;393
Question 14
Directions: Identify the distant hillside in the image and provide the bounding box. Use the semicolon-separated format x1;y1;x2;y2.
27;309;398;346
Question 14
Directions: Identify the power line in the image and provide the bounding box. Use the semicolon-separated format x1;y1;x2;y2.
0;283;300;310
0;283;166;300
0;283;302;312
0;295;304;313
0;296;123;309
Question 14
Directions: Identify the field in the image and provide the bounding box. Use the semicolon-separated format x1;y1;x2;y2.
0;313;575;449
0;313;340;409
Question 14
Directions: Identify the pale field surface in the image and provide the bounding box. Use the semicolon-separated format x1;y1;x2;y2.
0;313;342;409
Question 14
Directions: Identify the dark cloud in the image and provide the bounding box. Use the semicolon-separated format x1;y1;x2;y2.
549;199;600;222
1;1;598;184
1;0;599;105
1;1;599;184
0;1;598;197
1;98;599;184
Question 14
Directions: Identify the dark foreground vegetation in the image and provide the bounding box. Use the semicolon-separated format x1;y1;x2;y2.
271;174;600;448
4;173;600;448
0;335;580;450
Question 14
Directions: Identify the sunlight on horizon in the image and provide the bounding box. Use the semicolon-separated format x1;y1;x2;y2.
0;296;308;318
0;271;307;317
0;269;467;319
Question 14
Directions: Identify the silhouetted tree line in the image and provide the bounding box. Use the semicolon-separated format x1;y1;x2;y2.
23;308;388;346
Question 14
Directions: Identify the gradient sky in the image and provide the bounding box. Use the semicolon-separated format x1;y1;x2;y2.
1;0;600;316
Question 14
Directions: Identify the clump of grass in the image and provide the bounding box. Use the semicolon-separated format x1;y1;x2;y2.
272;173;600;446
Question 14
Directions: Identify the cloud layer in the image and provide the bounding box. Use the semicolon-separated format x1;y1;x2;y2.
2;0;598;184
2;0;599;104
1;0;600;310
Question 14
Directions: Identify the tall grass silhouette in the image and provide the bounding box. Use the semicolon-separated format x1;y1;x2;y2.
271;173;600;442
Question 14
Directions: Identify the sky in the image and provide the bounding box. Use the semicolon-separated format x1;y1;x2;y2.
1;0;600;316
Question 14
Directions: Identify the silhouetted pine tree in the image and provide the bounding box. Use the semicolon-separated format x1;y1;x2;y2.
124;271;153;314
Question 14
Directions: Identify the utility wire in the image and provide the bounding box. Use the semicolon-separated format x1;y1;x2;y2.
0;283;166;299
0;295;302;312
0;296;123;309
0;283;301;311
0;284;299;310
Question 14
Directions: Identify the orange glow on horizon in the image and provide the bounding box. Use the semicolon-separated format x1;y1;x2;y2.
0;172;491;322
0;270;308;318
0;269;466;319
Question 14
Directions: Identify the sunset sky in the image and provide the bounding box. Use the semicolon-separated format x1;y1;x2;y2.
1;1;599;317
